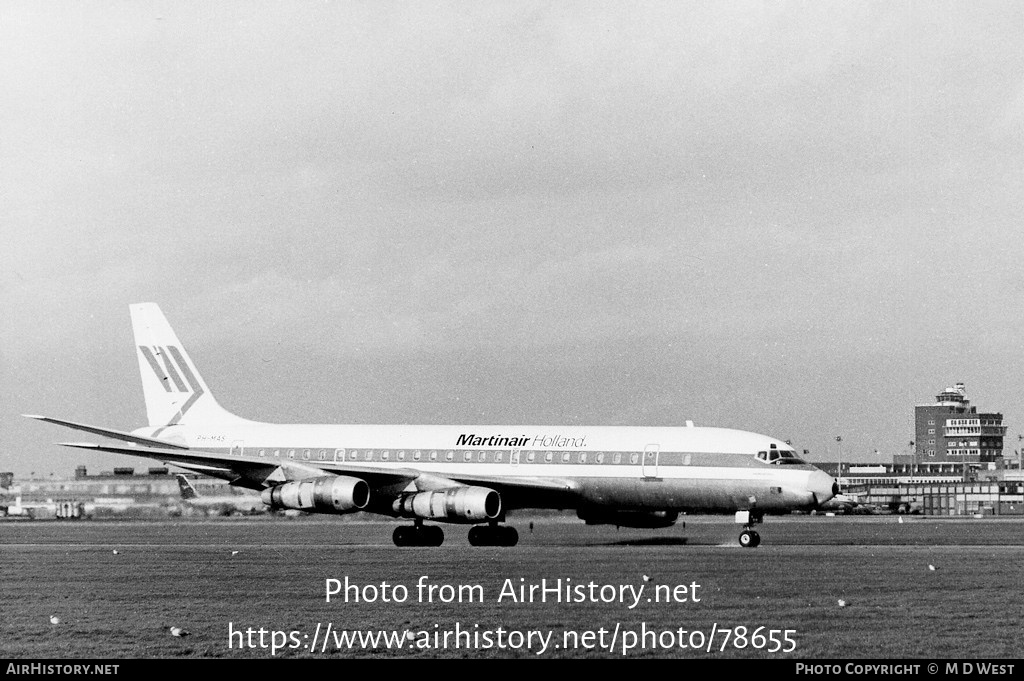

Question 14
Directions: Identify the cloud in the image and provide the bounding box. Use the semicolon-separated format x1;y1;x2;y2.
3;2;1024;474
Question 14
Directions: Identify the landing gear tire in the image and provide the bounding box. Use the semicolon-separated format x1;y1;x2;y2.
393;525;445;547
738;529;761;548
424;525;443;546
468;525;519;547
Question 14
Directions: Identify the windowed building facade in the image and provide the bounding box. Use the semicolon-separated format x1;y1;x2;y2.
913;383;1005;466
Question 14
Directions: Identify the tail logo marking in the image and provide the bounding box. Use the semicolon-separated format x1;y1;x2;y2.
138;345;205;425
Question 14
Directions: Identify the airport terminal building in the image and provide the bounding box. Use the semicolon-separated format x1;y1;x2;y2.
909;383;1006;465
815;383;1022;515
815;460;1023;516
0;466;237;519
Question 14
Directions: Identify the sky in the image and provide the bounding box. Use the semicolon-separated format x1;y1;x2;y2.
2;1;1023;478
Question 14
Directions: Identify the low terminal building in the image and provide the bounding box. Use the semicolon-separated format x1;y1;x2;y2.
808;382;1023;516
0;466;238;519
899;481;1023;516
812;461;1024;516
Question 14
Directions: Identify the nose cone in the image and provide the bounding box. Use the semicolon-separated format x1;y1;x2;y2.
808;469;838;506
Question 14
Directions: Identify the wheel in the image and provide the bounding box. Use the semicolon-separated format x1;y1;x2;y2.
469;525;518;546
393;526;410;547
394;525;444;546
500;526;519;547
425;526;444;546
739;530;760;548
469;525;496;546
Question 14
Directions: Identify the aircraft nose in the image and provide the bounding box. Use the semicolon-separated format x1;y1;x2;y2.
808;469;837;506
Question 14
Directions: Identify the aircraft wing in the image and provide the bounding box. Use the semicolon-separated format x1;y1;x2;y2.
447;473;576;493
303;461;578;506
444;472;579;510
57;442;243;477
371;468;579;508
56;441;421;489
57;441;578;506
37;415;579;506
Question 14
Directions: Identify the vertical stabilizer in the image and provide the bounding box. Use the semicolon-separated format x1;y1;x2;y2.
175;474;200;500
130;303;247;427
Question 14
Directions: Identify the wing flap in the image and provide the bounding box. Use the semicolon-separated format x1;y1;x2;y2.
433;472;579;509
448;473;576;493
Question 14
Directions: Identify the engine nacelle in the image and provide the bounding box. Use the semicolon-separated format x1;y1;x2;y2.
261;476;370;514
393;486;501;523
577;509;678;529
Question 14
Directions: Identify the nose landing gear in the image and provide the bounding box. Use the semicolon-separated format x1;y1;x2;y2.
738;528;761;548
735;510;763;548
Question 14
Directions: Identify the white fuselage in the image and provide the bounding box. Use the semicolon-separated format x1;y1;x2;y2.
137;422;835;514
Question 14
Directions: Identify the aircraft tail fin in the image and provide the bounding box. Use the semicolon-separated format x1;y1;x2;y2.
130;303;249;427
175;474;199;501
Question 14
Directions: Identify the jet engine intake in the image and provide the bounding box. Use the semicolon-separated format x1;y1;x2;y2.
393;486;501;523
262;475;369;513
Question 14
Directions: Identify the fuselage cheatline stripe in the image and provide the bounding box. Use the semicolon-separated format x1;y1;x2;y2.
139;346;173;392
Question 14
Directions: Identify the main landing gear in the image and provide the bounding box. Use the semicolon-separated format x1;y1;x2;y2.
393;519;444;547
735;510;763;548
392;521;520;547
468;522;519;547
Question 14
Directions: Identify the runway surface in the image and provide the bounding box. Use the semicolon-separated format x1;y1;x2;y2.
1;516;1021;659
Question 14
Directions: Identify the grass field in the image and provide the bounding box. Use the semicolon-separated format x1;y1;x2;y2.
1;515;1021;659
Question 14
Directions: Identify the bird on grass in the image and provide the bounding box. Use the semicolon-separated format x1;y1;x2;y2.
49;615;60;625
837;599;847;608
169;626;190;637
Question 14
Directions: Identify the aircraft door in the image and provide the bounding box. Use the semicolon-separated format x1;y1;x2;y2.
231;441;244;457
642;444;660;478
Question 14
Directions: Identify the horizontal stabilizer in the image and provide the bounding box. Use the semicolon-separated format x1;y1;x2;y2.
58;442;199;459
24;415;189;450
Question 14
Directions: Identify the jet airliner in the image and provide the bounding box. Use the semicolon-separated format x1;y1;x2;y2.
27;303;837;547
175;474;267;516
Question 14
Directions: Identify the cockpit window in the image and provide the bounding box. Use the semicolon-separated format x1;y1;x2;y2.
775;449;805;464
757;448;805;465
